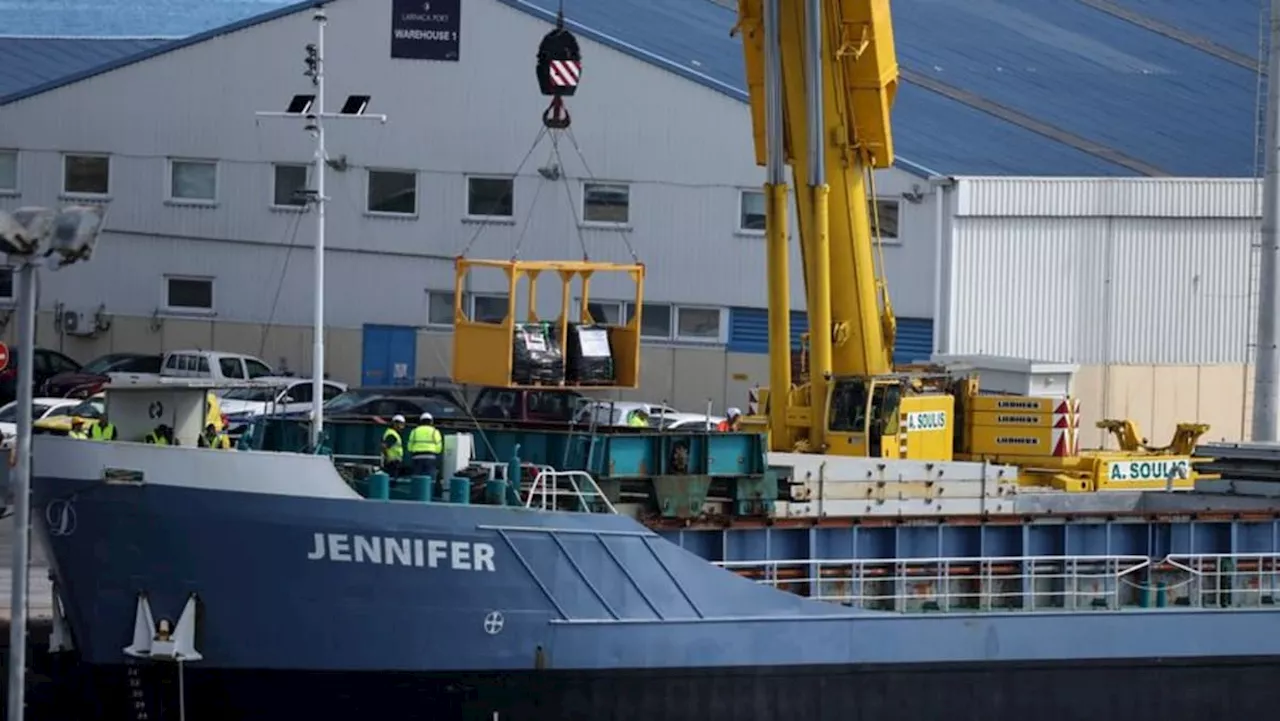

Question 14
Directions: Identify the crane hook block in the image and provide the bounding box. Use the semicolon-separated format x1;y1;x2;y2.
536;27;581;98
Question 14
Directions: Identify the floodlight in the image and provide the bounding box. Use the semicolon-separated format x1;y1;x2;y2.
0;207;55;257
44;205;106;267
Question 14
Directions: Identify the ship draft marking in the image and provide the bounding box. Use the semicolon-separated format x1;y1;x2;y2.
306;533;496;571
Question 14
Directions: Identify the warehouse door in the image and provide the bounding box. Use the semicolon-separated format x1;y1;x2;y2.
361;324;417;387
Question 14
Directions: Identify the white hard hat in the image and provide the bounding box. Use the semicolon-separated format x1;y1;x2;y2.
727;407;742;417
391;414;406;423
419;412;434;422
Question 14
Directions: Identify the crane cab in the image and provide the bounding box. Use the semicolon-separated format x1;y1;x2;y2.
824;376;954;460
450;258;645;390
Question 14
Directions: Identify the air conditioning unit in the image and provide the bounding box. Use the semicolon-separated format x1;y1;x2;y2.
61;310;97;337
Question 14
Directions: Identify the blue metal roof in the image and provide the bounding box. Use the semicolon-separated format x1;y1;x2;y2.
0;36;175;103
498;0;1264;178
0;0;1265;177
0;0;321;107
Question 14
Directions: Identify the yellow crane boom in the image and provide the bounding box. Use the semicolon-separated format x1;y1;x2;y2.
736;0;909;453
732;0;1211;492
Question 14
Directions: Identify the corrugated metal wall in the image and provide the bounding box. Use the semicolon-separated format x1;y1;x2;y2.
728;307;933;365
944;178;1258;365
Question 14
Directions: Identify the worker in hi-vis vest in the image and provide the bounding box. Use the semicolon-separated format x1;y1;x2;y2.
626;408;649;428
90;409;118;441
144;424;177;445
68;418;89;440
382;414;406;477
406;412;444;484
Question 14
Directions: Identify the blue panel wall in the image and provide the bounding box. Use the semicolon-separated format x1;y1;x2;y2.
360;324;417;387
728;307;934;365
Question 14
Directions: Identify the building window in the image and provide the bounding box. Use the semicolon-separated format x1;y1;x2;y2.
367;169;417;215
168;159;217;203
427;290;459;326
625;302;672;339
582;299;624;326
870;199;900;240
739;190;765;232
63;154;110;196
0;150;16;193
0;267;12;300
582;182;630;224
272;164;310;207
165;276;214;312
676;306;722;341
472;295;509;323
467;177;514;218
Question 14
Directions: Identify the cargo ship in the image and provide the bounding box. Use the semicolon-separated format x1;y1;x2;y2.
24;378;1280;721
27;0;1280;718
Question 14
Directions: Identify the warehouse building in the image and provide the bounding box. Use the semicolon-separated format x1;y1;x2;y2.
0;0;1266;438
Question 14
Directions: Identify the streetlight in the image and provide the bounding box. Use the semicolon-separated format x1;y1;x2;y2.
0;204;105;721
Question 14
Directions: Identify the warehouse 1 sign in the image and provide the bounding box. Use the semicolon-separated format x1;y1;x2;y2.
391;0;460;61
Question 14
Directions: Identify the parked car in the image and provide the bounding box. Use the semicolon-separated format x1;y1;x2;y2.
325;394;471;423
659;414;727;431
220;379;348;423
324;386;467;414
42;352;162;398
32;394;105;436
472;387;585;424
573;400;683;428
0;347;81;406
0;397;84;449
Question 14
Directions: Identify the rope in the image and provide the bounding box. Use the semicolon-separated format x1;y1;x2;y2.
565;126;640;262
550;132;592;261
458;125;549;257
510;171;550;260
258;208;306;360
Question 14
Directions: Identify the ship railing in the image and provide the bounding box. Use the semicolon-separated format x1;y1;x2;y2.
715;554;1182;613
1154;553;1280;609
525;469;618;515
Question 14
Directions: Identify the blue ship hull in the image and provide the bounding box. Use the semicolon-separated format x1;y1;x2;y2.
30;438;1280;720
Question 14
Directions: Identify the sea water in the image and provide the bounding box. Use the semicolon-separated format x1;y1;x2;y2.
0;0;291;37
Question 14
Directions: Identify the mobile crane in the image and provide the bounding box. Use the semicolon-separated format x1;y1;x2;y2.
733;0;1209;491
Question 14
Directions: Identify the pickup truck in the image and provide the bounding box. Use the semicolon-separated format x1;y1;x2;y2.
109;349;285;386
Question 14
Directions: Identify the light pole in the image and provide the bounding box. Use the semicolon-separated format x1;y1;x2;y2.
0;204;105;721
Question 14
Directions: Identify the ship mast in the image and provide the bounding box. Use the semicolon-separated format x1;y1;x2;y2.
256;5;387;449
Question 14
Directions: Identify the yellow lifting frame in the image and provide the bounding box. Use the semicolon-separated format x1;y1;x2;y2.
451;257;646;389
